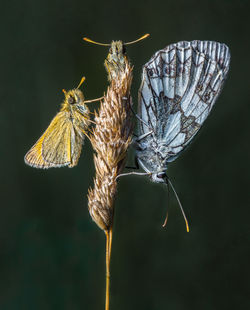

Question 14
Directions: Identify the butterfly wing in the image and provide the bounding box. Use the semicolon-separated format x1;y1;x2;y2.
24;111;85;168
67;120;86;168
138;40;230;161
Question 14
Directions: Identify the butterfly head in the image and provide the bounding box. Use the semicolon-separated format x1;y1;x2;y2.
105;41;127;80
62;89;89;116
65;89;84;104
109;41;126;59
151;171;167;183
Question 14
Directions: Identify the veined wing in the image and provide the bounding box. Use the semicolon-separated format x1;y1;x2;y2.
25;111;84;168
138;40;230;159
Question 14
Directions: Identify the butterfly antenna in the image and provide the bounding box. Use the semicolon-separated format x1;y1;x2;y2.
77;76;86;89
83;37;110;46
125;33;150;45
166;176;189;232
162;180;170;227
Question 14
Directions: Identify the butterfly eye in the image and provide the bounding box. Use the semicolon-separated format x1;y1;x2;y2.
157;172;166;179
68;96;75;104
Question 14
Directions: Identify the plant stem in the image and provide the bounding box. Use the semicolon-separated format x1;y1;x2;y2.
105;228;113;310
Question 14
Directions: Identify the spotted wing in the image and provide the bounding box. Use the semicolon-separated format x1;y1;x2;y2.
24;111;84;168
138;40;230;161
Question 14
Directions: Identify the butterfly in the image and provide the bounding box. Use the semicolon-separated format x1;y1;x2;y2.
83;34;150;80
24;77;102;169
120;40;230;230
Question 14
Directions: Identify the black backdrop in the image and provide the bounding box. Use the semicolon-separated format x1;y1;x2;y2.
1;0;250;309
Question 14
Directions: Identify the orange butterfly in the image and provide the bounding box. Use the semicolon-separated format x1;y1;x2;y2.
24;77;101;169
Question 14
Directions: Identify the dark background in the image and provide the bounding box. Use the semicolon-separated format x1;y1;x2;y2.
1;0;249;309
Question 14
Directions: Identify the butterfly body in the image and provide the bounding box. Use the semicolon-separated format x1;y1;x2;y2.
104;41;127;80
136;40;230;181
136;137;172;183
24;88;90;169
61;89;90;133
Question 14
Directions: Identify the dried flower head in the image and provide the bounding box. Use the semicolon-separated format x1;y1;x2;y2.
88;40;133;231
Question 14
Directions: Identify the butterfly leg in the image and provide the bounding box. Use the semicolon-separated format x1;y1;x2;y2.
131;130;154;154
84;96;104;104
79;128;91;141
126;132;153;170
116;171;150;181
135;131;153;142
127;101;151;129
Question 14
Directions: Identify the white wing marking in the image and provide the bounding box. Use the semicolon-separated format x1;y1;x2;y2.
138;40;230;163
